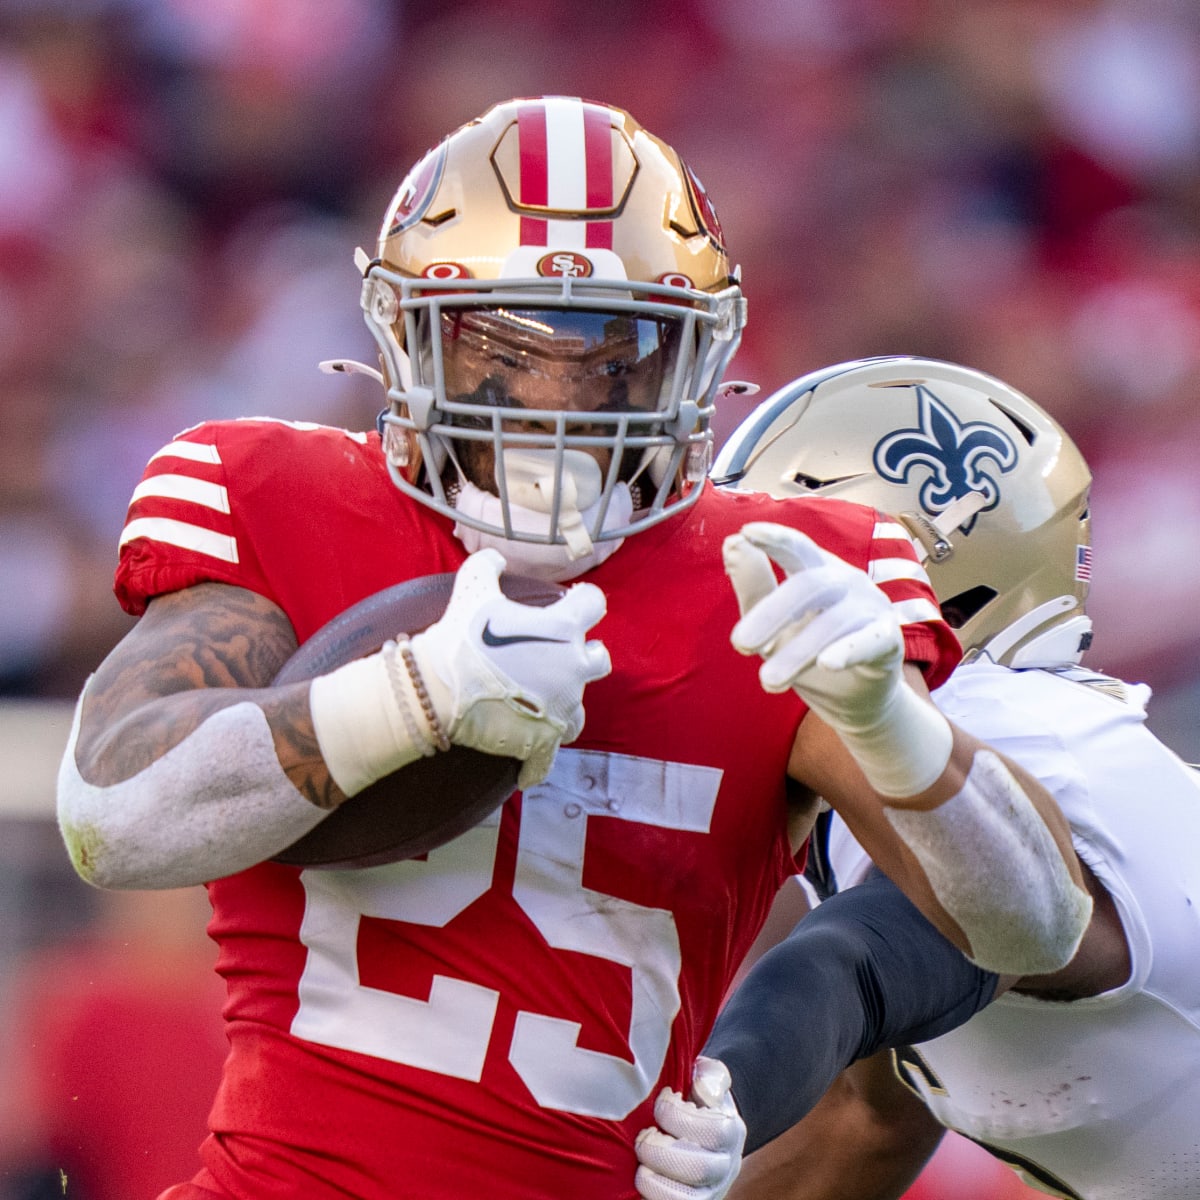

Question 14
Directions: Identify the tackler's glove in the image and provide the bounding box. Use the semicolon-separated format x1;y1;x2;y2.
635;1056;746;1200
411;549;611;788
723;522;951;798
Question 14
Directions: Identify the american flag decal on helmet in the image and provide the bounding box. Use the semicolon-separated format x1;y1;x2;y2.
1075;545;1093;582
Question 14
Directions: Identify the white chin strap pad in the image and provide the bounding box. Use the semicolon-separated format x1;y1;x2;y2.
500;448;601;558
453;449;632;582
884;749;1092;976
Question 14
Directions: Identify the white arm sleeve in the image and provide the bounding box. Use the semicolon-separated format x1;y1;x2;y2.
885;749;1092;975
57;687;326;890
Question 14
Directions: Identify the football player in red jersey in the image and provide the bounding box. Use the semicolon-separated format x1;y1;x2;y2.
57;99;1089;1200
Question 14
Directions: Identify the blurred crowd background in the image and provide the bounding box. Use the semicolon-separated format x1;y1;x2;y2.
1;0;1198;1196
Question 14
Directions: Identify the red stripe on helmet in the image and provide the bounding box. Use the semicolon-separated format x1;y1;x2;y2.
585;223;611;248
520;216;549;244
518;102;549;245
583;104;613;249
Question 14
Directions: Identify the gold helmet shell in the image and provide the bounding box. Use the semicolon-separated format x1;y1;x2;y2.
713;357;1093;667
357;96;746;548
377;96;737;295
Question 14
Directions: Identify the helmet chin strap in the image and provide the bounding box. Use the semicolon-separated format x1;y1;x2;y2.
899;491;989;565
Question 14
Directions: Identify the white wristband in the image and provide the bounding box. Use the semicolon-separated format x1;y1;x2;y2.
309;643;435;797
835;682;954;798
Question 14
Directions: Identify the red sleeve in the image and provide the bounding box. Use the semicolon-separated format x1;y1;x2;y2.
863;508;962;690
113;421;275;616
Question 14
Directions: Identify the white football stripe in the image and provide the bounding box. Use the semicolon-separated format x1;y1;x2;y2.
148;440;221;466
119;517;239;564
869;557;930;585
131;474;230;514
544;218;586;248
872;519;913;543
544;97;587;210
892;596;942;625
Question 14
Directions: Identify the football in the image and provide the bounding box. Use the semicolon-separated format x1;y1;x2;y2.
271;572;565;870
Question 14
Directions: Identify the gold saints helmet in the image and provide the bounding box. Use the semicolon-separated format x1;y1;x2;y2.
329;95;746;550
712;357;1094;668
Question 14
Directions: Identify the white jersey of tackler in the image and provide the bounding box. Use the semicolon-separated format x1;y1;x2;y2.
824;658;1200;1200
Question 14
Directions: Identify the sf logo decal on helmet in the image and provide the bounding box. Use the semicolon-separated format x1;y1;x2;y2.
537;251;593;278
873;386;1018;533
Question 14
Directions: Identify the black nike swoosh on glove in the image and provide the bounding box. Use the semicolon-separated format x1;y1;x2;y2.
481;621;569;648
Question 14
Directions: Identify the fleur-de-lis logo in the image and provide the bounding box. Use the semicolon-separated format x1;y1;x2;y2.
874;386;1018;533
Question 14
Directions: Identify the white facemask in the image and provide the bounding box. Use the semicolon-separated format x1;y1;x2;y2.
452;449;631;582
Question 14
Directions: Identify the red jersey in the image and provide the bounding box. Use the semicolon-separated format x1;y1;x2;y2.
115;419;959;1200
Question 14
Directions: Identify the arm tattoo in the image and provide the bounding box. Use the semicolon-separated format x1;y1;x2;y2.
77;584;342;809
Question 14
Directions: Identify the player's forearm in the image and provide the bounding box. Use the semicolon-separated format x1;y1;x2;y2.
725;524;1090;975
58;585;340;889
729;1059;943;1200
75;677;339;807
797;702;1091;976
880;722;1091;975
58;682;333;890
705;871;997;1154
69;581;327;792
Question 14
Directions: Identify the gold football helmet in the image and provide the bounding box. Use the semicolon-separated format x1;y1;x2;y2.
341;96;745;551
712;357;1093;668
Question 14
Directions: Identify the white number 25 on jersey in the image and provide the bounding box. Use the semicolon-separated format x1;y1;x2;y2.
291;748;723;1120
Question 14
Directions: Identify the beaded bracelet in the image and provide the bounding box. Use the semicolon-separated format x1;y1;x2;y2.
381;640;434;757
397;637;452;753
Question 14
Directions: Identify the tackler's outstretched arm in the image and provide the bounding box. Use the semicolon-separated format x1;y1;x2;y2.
726;521;1090;978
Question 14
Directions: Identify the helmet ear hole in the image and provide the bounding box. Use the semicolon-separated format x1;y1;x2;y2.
996;406;1037;446
790;472;826;491
940;585;998;630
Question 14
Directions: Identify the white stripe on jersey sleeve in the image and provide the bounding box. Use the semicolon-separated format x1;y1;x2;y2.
118;517;239;564
131;474;231;514
892;596;943;625
869;556;929;585
872;519;910;540
867;519;942;626
148;440;222;466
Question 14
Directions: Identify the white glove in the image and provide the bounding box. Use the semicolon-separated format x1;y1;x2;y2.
635;1057;746;1200
724;522;951;797
412;549;611;788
